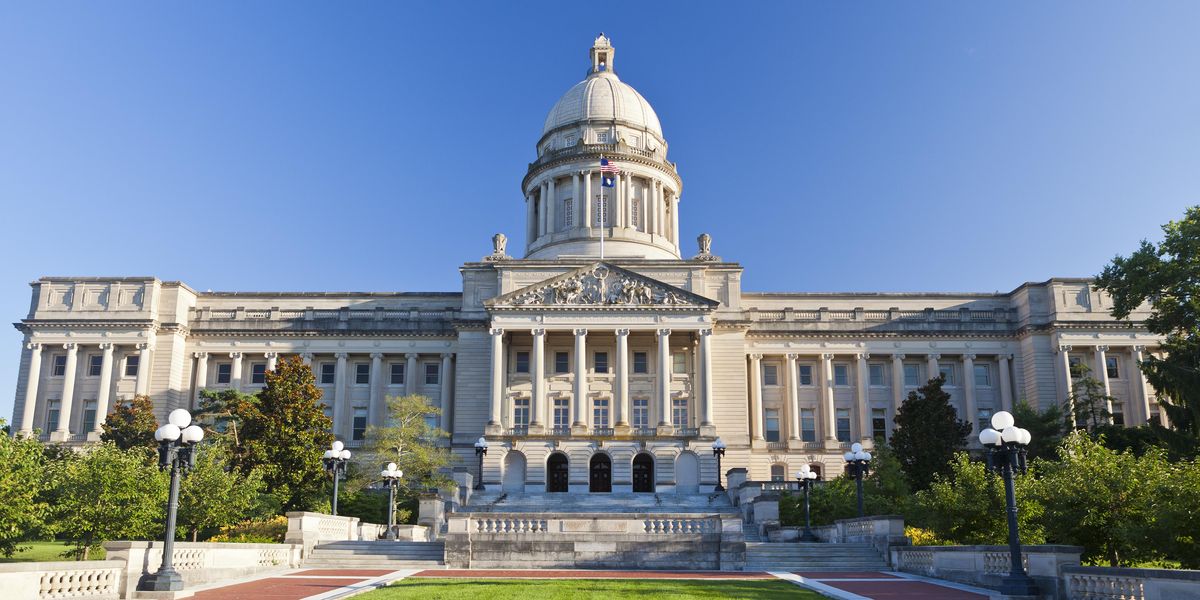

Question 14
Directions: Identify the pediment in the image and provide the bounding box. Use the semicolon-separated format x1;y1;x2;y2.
486;263;719;311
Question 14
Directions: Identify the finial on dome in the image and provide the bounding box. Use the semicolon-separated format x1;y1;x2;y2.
590;34;615;76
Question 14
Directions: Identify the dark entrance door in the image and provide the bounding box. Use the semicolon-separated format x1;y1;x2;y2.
589;453;612;493
547;453;569;493
632;453;655;493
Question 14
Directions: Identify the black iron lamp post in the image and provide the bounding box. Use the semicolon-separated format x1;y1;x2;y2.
842;442;872;518
711;437;727;491
795;465;819;542
322;440;352;516
474;437;488;491
380;462;403;541
980;410;1039;597
141;409;204;592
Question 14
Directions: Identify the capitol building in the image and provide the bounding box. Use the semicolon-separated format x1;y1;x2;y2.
10;36;1165;494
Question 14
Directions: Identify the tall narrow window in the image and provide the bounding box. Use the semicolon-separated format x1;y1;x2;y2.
593;398;610;429
251;363;267;385
322;363;337;384
672;352;687;374
563;198;574;229
52;355;67;377
1106;357;1120;379
83;400;98;432
555;352;569;374
594;196;609;227
764;408;780;442
633;352;648;374
352;408;368;441
903;364;921;387
1112;403;1125;426
516;351;530;374
594;352;609;374
977;408;993;434
763;364;778;386
425;363;440;384
631;198;641;228
216;364;232;384
46;400;61;432
798;365;814;385
836;408;851;442
124;355;140;378
389;363;404;385
872;408;887;442
554;398;569;431
633;398;650;429
974;364;991;387
513;398;530;427
770;464;786;482
87;355;104;377
868;364;885;386
801;408;816;442
354;363;370;385
939;364;955;385
834;365;849;386
672;397;689;428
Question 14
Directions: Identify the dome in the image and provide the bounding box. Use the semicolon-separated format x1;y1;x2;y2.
542;72;663;138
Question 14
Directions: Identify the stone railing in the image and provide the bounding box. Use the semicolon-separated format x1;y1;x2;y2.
104;541;301;598
892;544;1083;597
0;560;123;600
744;306;1014;333
1062;566;1200;600
769;515;907;562
285;511;360;556
189;306;460;333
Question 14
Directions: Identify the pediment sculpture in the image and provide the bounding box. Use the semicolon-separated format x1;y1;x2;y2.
502;265;713;308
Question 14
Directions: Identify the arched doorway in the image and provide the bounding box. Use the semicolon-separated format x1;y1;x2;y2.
589;453;612;493
502;451;526;493
632;453;655;493
675;451;699;494
546;452;569;493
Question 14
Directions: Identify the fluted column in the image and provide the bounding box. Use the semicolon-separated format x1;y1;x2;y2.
539;181;548;236
962;354;978;434
440;353;453;431
786;354;800;440
671;194;680;243
927;353;940;383
748;354;764;440
699;329;714;429
656;328;672;429
891;353;905;412
583;171;593;229
615;329;630;431
55;343;79;437
369;352;384;426
1095;345;1114;422
1132;346;1151;425
19;343;43;435
648;181;659;236
821;353;836;441
265;352;278;371
193;352;209;405
530;329;545;432
856;353;871;442
546;177;557;233
1059;345;1075;424
405;353;419;397
334;353;348;437
134;342;152;396
572;172;581;229
623;175;633;228
230;352;244;391
613;173;624;228
998;354;1014;412
573;329;588;431
93;343;114;433
658;189;667;238
487;328;504;433
525;193;536;243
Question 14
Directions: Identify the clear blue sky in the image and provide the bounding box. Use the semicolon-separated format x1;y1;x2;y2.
2;2;1198;422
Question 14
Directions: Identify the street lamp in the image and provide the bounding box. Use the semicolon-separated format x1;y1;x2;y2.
843;442;872;518
474;437;488;491
141;409;204;592
322;441;352;516
379;462;403;541
711;437;727;491
795;465;819;542
979;410;1038;597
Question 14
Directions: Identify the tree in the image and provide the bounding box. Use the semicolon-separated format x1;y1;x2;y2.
784;446;912;525
101;394;159;451
1067;365;1117;432
1012;400;1066;462
912;453;1045;546
1155;458;1200;568
363;394;453;492
0;420;51;557
1095;206;1200;436
177;444;266;541
890;375;972;491
49;443;167;560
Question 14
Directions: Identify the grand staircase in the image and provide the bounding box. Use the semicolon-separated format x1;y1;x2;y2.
743;542;889;572
301;541;446;570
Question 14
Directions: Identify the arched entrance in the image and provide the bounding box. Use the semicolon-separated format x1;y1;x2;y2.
632;453;655;493
546;452;569;493
589;453;612;493
675;451;699;494
502;451;527;493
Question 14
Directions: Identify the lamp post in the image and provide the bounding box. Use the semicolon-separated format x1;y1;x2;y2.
711;437;727;491
843;442;872;518
795;465;819;542
474;437;488;491
979;410;1038;597
380;462;403;541
322;441;352;516
141;409;204;592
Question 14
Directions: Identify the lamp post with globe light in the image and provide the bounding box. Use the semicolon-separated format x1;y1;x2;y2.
380;463;403;540
795;465;819;542
843;442;872;518
322;441;352;516
979;410;1038;597
474;437;488;491
140;409;204;592
712;437;727;491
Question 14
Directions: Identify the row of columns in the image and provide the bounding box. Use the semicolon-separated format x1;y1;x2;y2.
292;352;453;434
18;341;152;437
1057;344;1154;426
528;172;679;241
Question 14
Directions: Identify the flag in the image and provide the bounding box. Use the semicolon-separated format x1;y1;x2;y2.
600;157;618;187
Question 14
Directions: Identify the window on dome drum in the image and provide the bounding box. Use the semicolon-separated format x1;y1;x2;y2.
801;408;816;442
124;355;140;378
593;398;610;429
87;355;103;377
633;352;648;374
764;408;780;442
516;352;530;374
977;408;993;434
798;364;813;385
903;364;921;387
671;397;689;428
555;352;569;374
424;363;439;385
631;198;640;228
355;363;370;385
83;400;98;432
633;398;649;429
352;408;367;441
762;364;778;386
974;364;991;387
554;398;569;430
513;398;530;427
672;352;686;374
836;408;851;442
251;363;266;385
594;352;609;374
562;199;573;229
594;197;609;227
834;365;849;386
321;363;337;384
389;363;404;385
872;408;887;443
597;131;609;143
46;400;60;432
939;364;955;385
216;364;232;384
1112;403;1125;426
52;355;66;377
770;464;786;482
869;364;885;386
1106;356;1120;379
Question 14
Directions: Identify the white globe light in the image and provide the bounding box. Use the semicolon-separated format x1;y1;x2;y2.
843;452;855;462
851;442;863;453
1001;426;1020;443
387;462;398;472
862;451;872;461
380;469;388;478
396;470;403;478
1018;428;1032;446
341;449;352;460
979;428;1002;446
809;471;818;480
323;450;335;459
181;425;204;443
168;409;191;428
156;424;181;442
475;437;488;448
991;411;1015;431
332;440;345;452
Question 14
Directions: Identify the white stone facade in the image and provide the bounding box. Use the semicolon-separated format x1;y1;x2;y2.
9;36;1165;492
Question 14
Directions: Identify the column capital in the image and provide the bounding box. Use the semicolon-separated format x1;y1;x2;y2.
264;351;279;359
370;352;384;360
229;351;243;359
821;353;834;360
405;352;420;360
26;342;42;352
490;327;505;336
963;353;976;361
441;352;453;359
335;352;349;360
63;342;78;351
98;342;114;351
749;353;763;361
530;328;546;337
699;328;713;336
785;353;798;361
300;352;314;361
657;328;672;337
856;353;870;360
192;351;208;359
615;328;630;337
1132;345;1146;353
927;353;941;360
998;353;1014;361
1058;345;1072;353
892;353;906;360
573;328;588;337
1095;345;1110;352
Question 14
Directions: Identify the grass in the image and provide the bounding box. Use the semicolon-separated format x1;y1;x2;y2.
366;578;818;599
0;541;106;563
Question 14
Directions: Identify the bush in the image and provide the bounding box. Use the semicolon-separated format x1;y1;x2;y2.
207;516;287;543
905;526;945;546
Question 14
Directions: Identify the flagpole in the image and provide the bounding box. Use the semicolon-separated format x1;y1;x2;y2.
599;155;605;260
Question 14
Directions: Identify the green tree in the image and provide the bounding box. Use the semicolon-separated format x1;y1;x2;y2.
1154;458;1200;568
1067;365;1117;432
177;444;266;541
363;394;453;491
912;453;1045;546
784;446;912;525
0;420;51;557
49;443;167;560
890;375;972;490
1093;422;1200;461
194;388;258;446
100;394;159;451
1095;206;1200;436
1012;400;1066;462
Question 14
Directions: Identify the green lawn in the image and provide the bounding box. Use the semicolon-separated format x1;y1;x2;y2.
368;578;817;599
0;541;105;563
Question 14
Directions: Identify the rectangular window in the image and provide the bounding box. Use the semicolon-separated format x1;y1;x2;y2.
594;352;609;374
52;355;67;377
974;364;991;387
1112;403;1125;426
978;408;993;434
763;364;778;386
672;397;689;428
513;398;530;427
87;355;104;377
834;365;849;386
903;364;921;387
633;398;650;429
765;408;780;442
124;355;140;378
939;364;955;385
593;398;610;429
1068;356;1083;378
352;408;368;441
321;363;337;384
424;413;438;430
251;363;267;385
801;408;816;442
355;363;370;385
672;352;686;374
554;398;569;430
562;198;574;229
425;362;440;384
872;408;887;443
1106;356;1120;379
868;364;885;386
516;351;530;374
389;363;405;385
633;352;648;374
836;408;851;442
554;352;569;374
798;364;813;386
216;363;232;384
46;400;61;432
83;400;98;432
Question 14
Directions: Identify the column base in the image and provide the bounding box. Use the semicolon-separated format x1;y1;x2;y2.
484;422;503;436
613;423;631;435
656;423;675;436
86;431;103;442
699;424;717;437
571;423;588;434
787;438;805;451
527;423;546;435
48;430;71;443
824;438;842;451
750;439;767;450
860;437;875;449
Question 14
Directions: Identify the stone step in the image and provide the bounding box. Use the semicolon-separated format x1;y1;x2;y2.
310;550;445;559
302;560;446;569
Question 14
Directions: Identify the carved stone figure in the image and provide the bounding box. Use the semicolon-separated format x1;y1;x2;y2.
493;233;507;256
697;233;712;255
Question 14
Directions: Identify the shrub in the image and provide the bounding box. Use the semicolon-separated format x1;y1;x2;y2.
207;515;287;543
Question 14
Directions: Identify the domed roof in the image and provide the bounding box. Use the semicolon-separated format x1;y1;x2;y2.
541;37;663;139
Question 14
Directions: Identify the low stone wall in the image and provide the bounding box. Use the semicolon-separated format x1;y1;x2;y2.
103;541;301;598
445;512;745;570
893;544;1083;599
1062;566;1200;600
0;560;124;600
284;511;360;556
